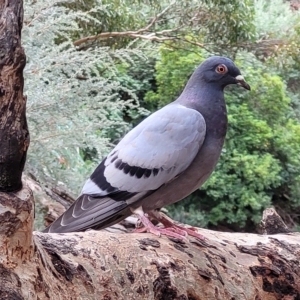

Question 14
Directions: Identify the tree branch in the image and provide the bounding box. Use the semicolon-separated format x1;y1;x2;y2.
73;3;182;47
2;221;300;299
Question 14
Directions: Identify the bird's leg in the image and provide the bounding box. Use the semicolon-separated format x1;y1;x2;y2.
148;210;206;240
132;207;188;240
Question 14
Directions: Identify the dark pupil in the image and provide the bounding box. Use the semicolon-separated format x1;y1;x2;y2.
219;67;224;72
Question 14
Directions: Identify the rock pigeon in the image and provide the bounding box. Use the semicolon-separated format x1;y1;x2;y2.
43;56;250;238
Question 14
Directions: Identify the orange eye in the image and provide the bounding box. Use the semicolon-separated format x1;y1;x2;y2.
216;64;228;74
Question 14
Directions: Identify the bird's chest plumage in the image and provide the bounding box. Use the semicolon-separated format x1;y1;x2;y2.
141;133;225;211
194;91;228;139
205;103;228;139
140;94;228;211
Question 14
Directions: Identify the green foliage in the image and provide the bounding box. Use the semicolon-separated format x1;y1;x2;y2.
62;0;162;48
202;0;255;45
254;0;300;40
254;0;300;78
167;203;209;228
273;120;300;204
63;0;256;52
147;48;300;230
145;46;207;108
24;0;146;193
114;56;157;114
22;0;300;232
254;0;300;123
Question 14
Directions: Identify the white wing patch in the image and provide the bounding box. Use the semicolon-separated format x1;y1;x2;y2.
81;178;108;196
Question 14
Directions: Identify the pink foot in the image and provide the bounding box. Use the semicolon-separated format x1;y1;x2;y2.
148;211;206;240
133;226;147;233
137;212;188;240
132;207;205;241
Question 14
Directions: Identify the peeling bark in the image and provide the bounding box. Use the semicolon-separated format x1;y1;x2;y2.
0;0;29;192
0;185;34;299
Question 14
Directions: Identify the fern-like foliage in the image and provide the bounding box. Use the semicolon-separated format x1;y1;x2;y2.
254;0;300;39
23;0;147;193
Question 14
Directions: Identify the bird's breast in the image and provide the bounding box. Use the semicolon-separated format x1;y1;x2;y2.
140;97;228;211
204;103;228;139
141;133;226;211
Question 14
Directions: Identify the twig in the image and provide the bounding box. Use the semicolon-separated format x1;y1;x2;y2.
73;3;178;47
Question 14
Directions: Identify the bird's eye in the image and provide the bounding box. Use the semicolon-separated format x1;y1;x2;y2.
215;64;228;74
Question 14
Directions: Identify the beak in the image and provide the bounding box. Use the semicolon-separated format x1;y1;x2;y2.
235;75;251;90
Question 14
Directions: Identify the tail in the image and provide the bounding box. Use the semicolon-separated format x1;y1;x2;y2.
43;194;132;233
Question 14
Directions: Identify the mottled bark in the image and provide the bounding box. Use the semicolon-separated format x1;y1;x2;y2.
260;208;292;235
0;185;34;299
0;0;29;192
2;178;300;300
34;229;300;300
3;176;300;300
1;186;300;300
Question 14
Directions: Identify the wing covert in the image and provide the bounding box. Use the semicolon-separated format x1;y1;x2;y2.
102;104;206;193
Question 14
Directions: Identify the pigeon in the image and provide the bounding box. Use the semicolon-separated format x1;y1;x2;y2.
43;56;250;238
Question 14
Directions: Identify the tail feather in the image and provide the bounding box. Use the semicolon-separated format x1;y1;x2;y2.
43;194;131;233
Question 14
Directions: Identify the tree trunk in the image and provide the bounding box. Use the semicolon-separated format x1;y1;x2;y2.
0;0;29;192
0;1;300;300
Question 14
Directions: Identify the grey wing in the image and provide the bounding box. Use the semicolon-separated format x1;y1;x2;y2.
43;104;206;233
102;104;207;192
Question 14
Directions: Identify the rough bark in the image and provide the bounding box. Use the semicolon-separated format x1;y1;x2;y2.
1;184;300;300
2;177;300;300
0;186;34;299
0;0;29;192
34;229;300;300
260;208;292;235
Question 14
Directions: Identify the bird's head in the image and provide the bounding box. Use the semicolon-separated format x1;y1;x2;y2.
198;56;250;91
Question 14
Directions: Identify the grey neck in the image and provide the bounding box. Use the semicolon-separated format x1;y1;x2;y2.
175;80;228;140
